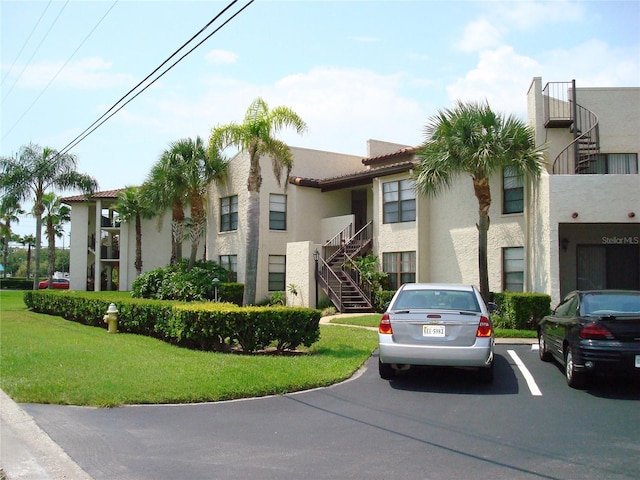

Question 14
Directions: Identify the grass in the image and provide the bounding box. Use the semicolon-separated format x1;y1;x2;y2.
329;313;537;338
0;290;377;407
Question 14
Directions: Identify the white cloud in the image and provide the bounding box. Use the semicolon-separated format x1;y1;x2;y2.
446;46;540;118
495;0;585;30
455;18;503;53
205;49;238;65
128;67;426;157
8;57;134;89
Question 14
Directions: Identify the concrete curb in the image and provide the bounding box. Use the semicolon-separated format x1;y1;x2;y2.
0;389;93;480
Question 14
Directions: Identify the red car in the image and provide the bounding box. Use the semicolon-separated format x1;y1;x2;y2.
38;278;70;290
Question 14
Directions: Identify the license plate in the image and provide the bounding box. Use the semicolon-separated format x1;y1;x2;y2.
423;325;445;337
636;355;640;368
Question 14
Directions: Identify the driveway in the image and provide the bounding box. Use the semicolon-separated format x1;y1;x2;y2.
16;344;640;480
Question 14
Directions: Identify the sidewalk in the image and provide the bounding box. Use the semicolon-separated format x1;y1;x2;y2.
0;389;93;480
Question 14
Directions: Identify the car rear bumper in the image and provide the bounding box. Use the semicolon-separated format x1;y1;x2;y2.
574;342;640;375
378;336;494;367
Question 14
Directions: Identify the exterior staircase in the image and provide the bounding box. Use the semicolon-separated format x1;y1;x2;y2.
315;221;374;313
544;80;600;174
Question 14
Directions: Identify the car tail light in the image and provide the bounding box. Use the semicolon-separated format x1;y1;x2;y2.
476;316;492;337
379;314;393;334
579;322;613;340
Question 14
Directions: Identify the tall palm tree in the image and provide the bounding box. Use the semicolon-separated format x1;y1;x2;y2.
41;193;71;287
0;196;24;278
19;234;36;279
0;143;98;289
115;186;154;276
208;97;307;305
142;137;226;269
142;152;186;265
414;100;545;303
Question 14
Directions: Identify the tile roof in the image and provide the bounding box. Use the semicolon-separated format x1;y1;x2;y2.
289;160;416;192
362;146;417;166
62;188;126;202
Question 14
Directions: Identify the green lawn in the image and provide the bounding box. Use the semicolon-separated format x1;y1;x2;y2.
0;291;377;407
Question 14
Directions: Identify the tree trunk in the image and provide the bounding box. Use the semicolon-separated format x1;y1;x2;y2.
134;213;142;276
47;220;56;288
32;212;43;290
473;177;492;304
26;244;32;279
243;191;260;306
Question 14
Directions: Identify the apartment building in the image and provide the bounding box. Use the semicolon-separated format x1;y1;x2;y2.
64;77;639;309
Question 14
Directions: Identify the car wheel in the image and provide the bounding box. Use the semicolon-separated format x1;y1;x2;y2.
565;348;586;389
378;359;395;380
478;361;494;384
538;333;552;362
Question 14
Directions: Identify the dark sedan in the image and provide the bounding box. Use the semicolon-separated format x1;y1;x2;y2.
538;290;640;388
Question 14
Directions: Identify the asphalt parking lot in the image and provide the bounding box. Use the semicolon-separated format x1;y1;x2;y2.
3;343;638;480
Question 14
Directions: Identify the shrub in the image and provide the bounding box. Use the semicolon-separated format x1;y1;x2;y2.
131;260;236;302
491;292;551;330
0;277;32;290
24;291;321;354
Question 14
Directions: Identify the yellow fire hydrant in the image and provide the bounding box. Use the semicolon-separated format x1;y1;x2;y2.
103;303;119;333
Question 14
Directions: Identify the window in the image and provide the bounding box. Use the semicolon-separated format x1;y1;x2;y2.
219;255;237;282
383;251;416;290
582;153;638;174
503;247;524;292
269;194;287;230
383;179;416;223
220;196;238;232
268;255;286;291
503;167;524;214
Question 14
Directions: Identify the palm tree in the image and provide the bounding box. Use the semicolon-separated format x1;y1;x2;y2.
41;193;71;287
19;234;36;279
208;97;307;305
115;186;154;276
0;196;24;278
414;100;545;303
0;143;98;289
142;137;226;269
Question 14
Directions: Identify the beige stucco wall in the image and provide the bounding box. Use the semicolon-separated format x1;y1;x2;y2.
207;145;365;303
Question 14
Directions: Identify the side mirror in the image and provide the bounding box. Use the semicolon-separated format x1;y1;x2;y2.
487;302;499;313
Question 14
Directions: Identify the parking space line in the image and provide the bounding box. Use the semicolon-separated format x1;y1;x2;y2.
507;350;542;396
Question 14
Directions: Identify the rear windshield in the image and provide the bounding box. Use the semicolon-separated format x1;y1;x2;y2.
392;289;480;312
582;293;640;315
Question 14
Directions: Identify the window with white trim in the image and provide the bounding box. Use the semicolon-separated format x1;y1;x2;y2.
581;153;638;174
268;255;286;291
503;166;524;214
383;251;416;290
269;194;286;230
219;255;237;282
220;196;238;232
383;179;416;223
503;247;524;292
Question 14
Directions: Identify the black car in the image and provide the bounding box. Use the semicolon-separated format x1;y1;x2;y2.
538;290;640;388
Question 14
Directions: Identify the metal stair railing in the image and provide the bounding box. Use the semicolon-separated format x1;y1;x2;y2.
552;103;600;174
317;221;374;312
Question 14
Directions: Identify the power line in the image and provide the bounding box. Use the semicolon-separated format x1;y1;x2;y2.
56;0;255;159
1;0;53;87
1;0;70;105
2;1;120;141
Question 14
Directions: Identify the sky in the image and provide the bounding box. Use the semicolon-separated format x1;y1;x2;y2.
1;0;639;241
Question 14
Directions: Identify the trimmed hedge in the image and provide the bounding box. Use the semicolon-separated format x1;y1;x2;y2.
0;278;33;290
491;292;551;330
23;291;320;354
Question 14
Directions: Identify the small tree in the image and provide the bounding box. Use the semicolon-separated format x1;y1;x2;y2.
41;193;70;287
414;101;545;302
